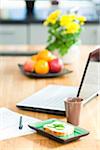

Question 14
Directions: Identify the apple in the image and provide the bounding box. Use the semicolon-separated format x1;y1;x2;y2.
23;60;35;72
48;58;63;73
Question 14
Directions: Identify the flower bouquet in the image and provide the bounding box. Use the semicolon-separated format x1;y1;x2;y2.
44;10;86;56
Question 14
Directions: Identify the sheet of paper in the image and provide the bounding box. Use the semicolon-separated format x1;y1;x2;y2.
0;107;40;141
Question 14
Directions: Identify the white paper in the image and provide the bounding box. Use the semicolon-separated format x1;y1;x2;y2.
0;108;40;141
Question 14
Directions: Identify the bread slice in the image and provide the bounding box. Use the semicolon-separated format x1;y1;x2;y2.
43;121;74;136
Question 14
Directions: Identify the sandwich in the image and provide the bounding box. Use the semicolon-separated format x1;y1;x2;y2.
43;121;74;136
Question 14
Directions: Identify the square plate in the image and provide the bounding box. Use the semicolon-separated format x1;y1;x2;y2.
18;64;72;78
28;118;89;143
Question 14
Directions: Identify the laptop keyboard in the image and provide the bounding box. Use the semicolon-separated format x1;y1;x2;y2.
17;85;78;111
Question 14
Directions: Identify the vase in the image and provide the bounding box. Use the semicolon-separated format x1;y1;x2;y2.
62;45;80;64
53;45;80;64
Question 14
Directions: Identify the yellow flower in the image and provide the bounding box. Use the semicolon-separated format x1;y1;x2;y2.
60;14;78;29
77;16;86;25
60;15;72;28
44;10;61;25
66;22;80;34
68;14;77;20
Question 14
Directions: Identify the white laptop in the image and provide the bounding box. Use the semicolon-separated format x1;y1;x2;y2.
16;49;100;115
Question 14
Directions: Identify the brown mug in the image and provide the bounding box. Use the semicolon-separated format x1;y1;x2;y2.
64;97;83;126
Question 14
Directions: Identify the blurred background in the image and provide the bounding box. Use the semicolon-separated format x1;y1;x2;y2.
0;0;100;46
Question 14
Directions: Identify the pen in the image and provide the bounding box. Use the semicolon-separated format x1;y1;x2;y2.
19;116;23;130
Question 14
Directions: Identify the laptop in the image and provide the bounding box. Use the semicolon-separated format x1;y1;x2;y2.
16;49;100;115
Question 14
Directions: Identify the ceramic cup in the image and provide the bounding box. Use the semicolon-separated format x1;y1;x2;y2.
64;97;83;126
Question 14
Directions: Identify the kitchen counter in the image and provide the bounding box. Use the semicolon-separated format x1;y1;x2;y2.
0;7;100;25
0;0;100;25
0;45;100;150
0;17;44;25
0;17;100;25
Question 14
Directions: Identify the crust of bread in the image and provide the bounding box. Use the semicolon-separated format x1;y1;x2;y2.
44;126;67;136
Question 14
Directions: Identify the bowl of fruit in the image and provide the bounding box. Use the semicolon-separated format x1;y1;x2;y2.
18;50;72;78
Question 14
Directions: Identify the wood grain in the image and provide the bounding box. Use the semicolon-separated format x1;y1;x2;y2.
0;45;100;150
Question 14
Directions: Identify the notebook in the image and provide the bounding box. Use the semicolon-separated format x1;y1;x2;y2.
16;49;100;115
0;108;40;141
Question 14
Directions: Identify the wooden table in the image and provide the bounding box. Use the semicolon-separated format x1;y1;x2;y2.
0;45;100;150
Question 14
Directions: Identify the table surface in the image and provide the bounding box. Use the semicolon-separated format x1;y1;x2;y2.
0;45;100;150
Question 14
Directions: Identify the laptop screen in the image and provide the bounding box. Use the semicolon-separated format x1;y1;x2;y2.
77;48;100;101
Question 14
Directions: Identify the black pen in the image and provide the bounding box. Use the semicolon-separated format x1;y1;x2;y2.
19;116;23;130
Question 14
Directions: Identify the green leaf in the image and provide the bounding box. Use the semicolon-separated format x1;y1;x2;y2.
46;24;81;56
47;35;53;43
46;42;57;51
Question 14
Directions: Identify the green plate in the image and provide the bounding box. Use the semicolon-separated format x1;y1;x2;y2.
28;118;89;144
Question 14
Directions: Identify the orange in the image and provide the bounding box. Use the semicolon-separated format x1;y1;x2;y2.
31;55;38;69
38;50;55;62
31;54;38;61
35;60;49;74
